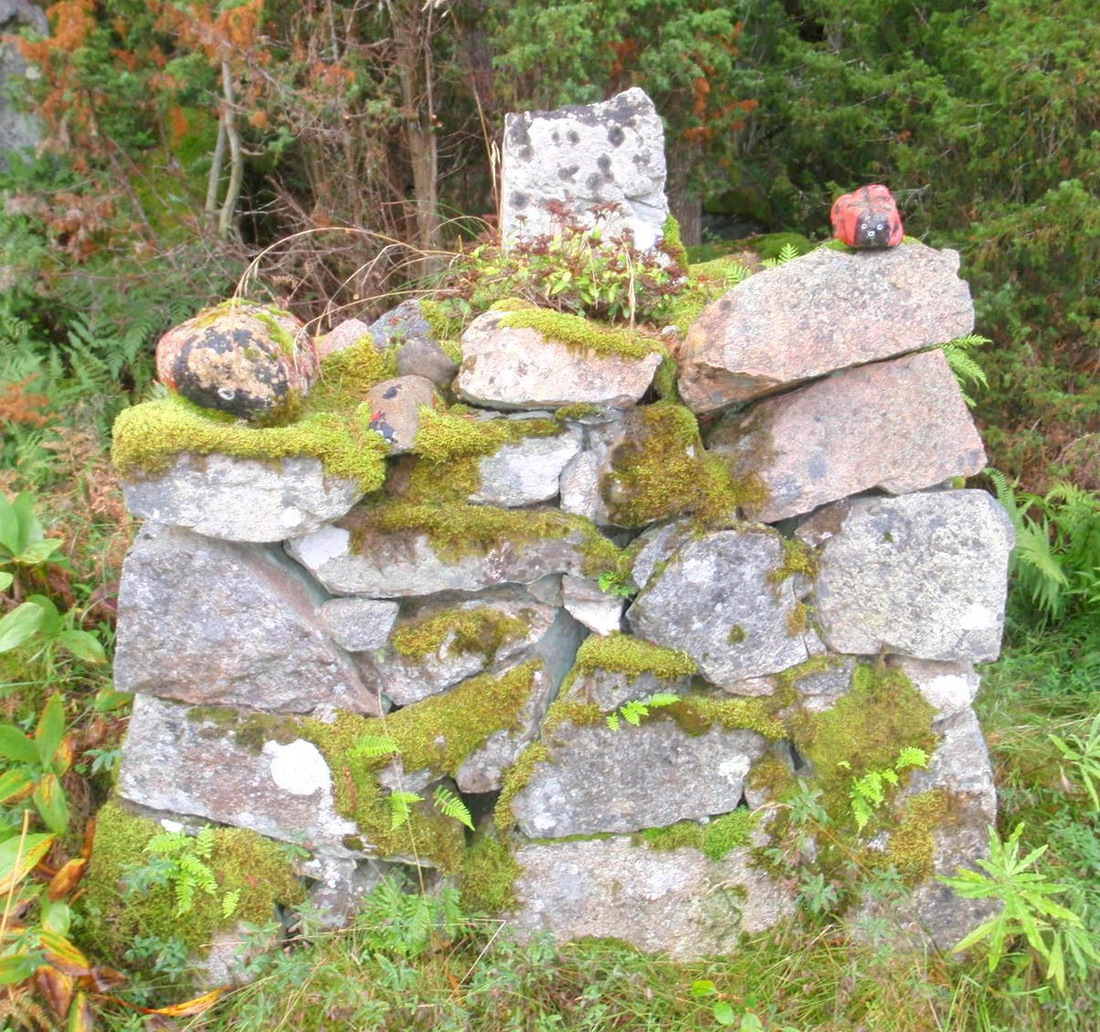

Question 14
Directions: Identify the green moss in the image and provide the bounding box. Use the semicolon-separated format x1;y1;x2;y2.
494;742;551;831
541;698;605;738
665;695;786;741
496;308;666;361
185;706;299;754
727;625;747;646
885;789;953;884
417;297;464;342
553;403;605;422
789;663;937;822
659;214;690;272
769;538;820;585
746;754;799;802
303;662;543;870
652;355;680;401
412;407;559;464
786;602;810;636
391;606;531;662
571;632;696;683
639;808;756;860
600;402;744;528
307;337;397;411
81;801;303;970
667;256;751;330
461;832;521;912
112;394;389;492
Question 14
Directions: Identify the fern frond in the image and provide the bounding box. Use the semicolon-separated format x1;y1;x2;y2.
387;790;423;830
222;888;241;918
895;746;929;770
433;786;474;830
350;734;400;760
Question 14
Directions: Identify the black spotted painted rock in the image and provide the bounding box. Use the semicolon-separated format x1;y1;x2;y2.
156;302;317;422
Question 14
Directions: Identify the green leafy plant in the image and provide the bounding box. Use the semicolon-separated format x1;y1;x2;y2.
386;786;475;833
131;827;240;919
597;569;636;599
1050;711;1100;809
0;492;65;587
941;333;991;407
0;694;73;835
760;242;801;268
939;822;1100;992
988;469;1100;626
840;746;929;832
605;693;680;731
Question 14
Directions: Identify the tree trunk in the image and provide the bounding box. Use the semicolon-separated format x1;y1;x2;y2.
666;138;703;248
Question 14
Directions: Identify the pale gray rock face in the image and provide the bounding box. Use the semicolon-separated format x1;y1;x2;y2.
627;526;823;687
372;594;562;707
501;87;670;250
889;655;980;718
320;598;399;652
300;854;394;930
561;575;625;635
510;719;768;837
114;524;382;715
454;310;662;411
0;3;46;169
286;517;594;598
678;243;975;413
365;375;439;454
799;491;1014;661
117;695;360;857
316;318;373;360
369;299;459;386
509;837;794;960
470;425;583;507
628;519;693;591
122;453;363;543
708;349;987;522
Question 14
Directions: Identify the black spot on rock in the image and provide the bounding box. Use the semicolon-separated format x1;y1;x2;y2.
383;386;399;399
510;192;529;210
559;165;579;181
567;130;580;144
597;154;613;180
586;172;604;192
608;126;625;147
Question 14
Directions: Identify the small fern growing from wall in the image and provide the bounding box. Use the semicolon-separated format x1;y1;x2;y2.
942;333;991;407
606;693;680;731
139;827;240;918
840;746;929;831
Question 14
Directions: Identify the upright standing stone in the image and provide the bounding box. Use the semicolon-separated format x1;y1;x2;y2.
500;88;670;250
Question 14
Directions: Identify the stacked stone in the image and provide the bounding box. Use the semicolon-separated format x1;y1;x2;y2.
111;92;1013;962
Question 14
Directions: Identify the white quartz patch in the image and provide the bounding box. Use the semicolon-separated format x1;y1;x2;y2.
265;739;332;796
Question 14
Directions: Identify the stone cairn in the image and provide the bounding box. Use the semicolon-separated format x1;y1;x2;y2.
110;89;1013;963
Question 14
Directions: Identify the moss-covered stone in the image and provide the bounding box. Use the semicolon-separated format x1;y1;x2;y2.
664;694;786;741
638;808;756;860
885;788;954;884
412;407;560;464
497;308;666;361
81;801;303;972
494;742;551;831
789;663;938;823
391;606;531;662
303;661;543;870
600;402;750;527
769;537;820;585
570;632;696;683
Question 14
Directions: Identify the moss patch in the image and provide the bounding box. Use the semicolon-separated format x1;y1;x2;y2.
412;407;560;465
494;742;551;831
497;308;666;361
570;632;696;683
81;801;303;970
664;694;786;741
769;537;819;585
461;832;521;912
601;402;747;527
885;788;953;884
303;661;543;870
789;663;937;823
638;808;756;861
392;606;531;662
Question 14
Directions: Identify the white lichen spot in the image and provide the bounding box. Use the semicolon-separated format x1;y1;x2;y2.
717;756;750;782
265;739;332;796
958;603;995;630
280;505;304;528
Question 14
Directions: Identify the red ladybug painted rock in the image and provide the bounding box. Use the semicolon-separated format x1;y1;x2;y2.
156;302;317;423
830;184;904;249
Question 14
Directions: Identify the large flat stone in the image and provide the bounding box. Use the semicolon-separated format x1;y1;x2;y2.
678;243;975;413
510;718;768;837
454;310;661;411
117;694;360;858
501;88;669;250
509;836;793;960
798;491;1014;661
113;524;381;714
122;453;363;543
470;425;583;507
627;525;823;687
708;349;986;522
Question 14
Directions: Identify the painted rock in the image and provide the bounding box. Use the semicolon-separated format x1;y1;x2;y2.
830;184;904;249
155;302;317;422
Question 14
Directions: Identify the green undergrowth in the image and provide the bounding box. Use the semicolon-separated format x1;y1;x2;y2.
111;335;397;490
81;801;304;976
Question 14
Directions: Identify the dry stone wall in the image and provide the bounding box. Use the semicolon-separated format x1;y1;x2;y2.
110;91;1013;964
